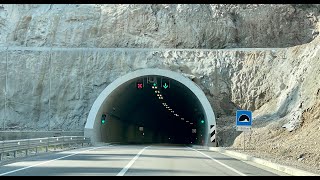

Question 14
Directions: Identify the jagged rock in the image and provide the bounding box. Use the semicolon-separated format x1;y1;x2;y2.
0;4;319;49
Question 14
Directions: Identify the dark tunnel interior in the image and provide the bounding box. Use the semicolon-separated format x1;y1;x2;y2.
100;76;207;145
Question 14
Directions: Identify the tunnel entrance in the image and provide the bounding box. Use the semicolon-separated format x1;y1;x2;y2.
85;69;216;147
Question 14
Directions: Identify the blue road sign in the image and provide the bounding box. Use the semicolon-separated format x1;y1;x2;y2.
236;110;252;127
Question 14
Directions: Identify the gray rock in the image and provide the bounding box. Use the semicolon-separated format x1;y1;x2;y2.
0;4;319;49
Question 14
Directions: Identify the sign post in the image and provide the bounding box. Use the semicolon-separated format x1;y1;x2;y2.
236;110;252;151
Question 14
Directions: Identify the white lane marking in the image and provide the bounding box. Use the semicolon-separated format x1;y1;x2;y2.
117;146;150;176
187;147;247;176
0;145;112;176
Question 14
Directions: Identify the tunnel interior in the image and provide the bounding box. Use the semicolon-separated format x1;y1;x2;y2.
99;75;207;145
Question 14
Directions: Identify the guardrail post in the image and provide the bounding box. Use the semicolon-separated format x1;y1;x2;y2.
35;147;38;154
82;139;84;147
61;137;64;150
46;137;49;152
14;151;16;158
0;153;2;161
26;139;29;156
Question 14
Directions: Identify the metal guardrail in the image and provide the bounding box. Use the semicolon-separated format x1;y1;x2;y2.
0;136;90;161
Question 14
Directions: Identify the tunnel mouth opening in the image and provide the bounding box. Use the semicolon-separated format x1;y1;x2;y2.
100;75;207;146
85;69;216;147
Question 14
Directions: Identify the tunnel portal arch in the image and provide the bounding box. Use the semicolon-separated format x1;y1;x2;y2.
85;68;217;146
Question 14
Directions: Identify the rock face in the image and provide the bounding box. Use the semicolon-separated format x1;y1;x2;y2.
231;33;320;173
0;4;319;49
0;36;319;137
1;47;276;132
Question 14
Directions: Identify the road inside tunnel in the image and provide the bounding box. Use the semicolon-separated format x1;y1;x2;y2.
85;69;216;147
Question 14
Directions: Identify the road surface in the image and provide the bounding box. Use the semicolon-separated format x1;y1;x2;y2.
0;145;289;176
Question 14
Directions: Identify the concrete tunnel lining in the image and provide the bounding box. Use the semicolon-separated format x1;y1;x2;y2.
84;68;216;146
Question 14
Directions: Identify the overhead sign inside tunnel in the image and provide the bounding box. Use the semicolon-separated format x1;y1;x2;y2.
161;78;170;89
136;79;144;89
147;76;157;84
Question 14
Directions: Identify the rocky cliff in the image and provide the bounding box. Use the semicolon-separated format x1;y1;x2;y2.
0;4;319;49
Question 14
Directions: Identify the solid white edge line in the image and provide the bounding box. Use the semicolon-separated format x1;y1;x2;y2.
187;147;247;176
0;145;112;176
117;146;150;176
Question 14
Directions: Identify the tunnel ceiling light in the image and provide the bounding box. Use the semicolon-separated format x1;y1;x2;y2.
168;109;172;111
190;122;193;125
186;121;189;123
171;111;174;113
181;118;184;120
157;94;160;96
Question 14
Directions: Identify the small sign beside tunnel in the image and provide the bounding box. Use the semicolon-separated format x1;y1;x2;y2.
236;110;252;131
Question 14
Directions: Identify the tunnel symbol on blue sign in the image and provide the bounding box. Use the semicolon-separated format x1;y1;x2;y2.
236;110;252;126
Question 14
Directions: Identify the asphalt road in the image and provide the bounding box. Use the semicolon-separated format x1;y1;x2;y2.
0;144;289;176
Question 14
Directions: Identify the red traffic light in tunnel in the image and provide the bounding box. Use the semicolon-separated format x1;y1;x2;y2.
136;79;144;89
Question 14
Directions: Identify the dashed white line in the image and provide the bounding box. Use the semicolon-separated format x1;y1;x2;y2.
117;146;150;176
0;145;112;176
187;147;247;176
